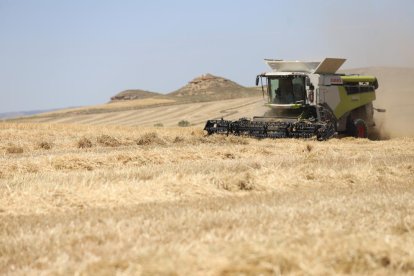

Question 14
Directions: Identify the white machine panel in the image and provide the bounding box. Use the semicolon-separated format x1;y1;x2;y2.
265;60;320;73
314;58;346;74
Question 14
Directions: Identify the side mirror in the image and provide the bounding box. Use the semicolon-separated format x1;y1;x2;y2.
255;75;260;86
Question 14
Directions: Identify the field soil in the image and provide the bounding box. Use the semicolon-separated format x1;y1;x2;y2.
1;123;413;275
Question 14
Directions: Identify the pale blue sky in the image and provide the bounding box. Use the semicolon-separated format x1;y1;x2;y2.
1;0;413;112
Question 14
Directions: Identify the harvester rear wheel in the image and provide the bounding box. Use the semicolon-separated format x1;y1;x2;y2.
349;118;368;138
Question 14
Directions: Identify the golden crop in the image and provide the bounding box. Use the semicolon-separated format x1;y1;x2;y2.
1;122;413;275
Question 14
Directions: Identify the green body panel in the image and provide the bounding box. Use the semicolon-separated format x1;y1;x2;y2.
333;87;376;119
341;75;376;83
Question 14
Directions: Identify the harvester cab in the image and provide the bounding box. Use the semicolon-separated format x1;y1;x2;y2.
204;58;382;140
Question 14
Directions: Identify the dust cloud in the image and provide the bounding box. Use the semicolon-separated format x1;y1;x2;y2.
349;67;414;138
374;100;414;139
311;4;414;138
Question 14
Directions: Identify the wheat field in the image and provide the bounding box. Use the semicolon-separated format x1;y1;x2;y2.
0;122;413;275
16;97;267;127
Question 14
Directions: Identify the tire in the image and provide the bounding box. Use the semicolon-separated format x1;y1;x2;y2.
348;118;368;138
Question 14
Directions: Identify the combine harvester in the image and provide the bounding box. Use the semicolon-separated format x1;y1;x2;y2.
204;58;384;140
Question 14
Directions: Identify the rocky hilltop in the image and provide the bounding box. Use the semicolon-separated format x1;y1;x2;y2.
168;73;258;100
169;74;246;95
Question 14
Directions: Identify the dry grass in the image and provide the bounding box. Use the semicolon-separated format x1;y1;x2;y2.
0;122;413;275
5;145;24;154
96;134;121;147
77;137;93;149
38;141;52;150
136;132;166;146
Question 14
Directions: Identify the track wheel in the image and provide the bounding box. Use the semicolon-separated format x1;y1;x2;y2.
349;119;368;138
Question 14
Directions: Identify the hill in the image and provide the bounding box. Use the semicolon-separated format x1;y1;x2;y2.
168;73;258;101
0;109;57;120
12;73;264;122
15;97;266;127
110;89;165;101
110;74;259;103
